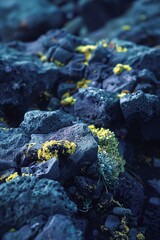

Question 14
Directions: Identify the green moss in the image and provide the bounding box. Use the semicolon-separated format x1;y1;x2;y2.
88;125;125;186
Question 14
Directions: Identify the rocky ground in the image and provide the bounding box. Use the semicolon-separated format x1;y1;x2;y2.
0;0;160;240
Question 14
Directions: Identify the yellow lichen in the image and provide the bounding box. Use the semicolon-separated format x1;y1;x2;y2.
75;45;97;61
117;90;129;98
61;96;76;106
54;60;64;67
136;233;145;240
113;64;132;75
121;217;129;235
22;173;32;177
6;172;19;182
88;125;116;152
40;55;47;62
116;45;127;53
121;25;131;31
37;140;76;162
97;40;108;48
76;78;91;89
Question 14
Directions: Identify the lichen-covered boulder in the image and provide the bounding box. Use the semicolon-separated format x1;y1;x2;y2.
21;123;98;180
0;176;77;235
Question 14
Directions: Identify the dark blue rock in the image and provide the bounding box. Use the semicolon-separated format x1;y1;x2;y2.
35;215;82;240
74;87;122;128
20;110;75;135
0;176;77;235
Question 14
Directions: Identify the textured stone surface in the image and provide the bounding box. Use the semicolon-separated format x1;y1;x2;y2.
35;214;82;240
74;87;122;128
0;176;77;235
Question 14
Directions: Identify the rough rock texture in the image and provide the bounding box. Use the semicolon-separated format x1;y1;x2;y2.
35;215;82;240
74;87;122;128
0;176;77;235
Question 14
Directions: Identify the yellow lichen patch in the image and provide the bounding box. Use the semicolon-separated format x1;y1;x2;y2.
61;96;76;106
136;233;145;240
37;140;76;162
76;79;91;89
88;125;114;150
121;217;129;235
75;45;97;61
54;60;64;67
83;61;89;66
102;43;108;48
121;25;131;31
62;91;71;99
116;45;128;52
22;173;32;177
113;64;132;75
117;90;129;98
6;172;19;182
40;55;47;62
97;40;108;48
